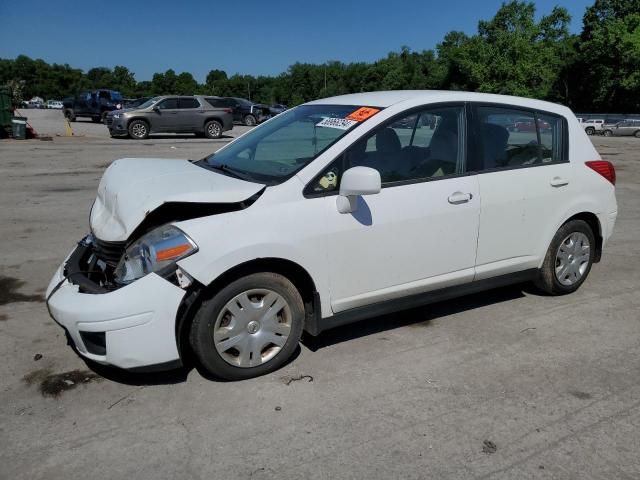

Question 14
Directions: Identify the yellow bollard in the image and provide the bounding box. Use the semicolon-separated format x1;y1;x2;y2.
64;118;73;136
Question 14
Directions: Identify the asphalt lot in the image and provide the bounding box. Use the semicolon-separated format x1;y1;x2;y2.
1;110;640;479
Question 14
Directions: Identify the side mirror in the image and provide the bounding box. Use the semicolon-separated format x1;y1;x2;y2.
336;166;381;214
153;106;160;113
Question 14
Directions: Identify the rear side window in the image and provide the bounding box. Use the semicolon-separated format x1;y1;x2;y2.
476;106;565;171
178;98;200;109
205;97;224;108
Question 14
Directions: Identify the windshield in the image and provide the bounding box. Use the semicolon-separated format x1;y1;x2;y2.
136;97;161;110
111;91;123;101
202;104;381;184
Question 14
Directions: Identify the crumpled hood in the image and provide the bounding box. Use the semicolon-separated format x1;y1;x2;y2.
90;158;264;242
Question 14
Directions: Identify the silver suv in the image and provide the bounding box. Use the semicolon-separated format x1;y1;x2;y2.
602;119;640;137
106;96;234;139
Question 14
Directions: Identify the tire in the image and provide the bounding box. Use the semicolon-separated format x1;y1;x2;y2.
189;272;304;380
204;120;223;139
634;130;640;138
603;130;613;137
243;114;257;127
128;119;149;140
535;219;596;295
585;127;594;135
64;109;76;122
101;111;109;124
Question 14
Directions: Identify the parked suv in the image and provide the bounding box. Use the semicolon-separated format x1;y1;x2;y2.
105;95;233;139
47;91;617;380
63;89;123;123
602;119;640;137
206;96;271;126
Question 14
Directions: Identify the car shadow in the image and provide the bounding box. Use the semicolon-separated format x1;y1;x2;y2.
79;283;538;385
302;283;536;352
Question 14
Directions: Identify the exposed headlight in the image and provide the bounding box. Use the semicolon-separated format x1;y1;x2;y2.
114;225;197;284
112;113;120;119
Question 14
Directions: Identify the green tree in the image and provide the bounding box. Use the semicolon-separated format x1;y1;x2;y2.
573;0;640;111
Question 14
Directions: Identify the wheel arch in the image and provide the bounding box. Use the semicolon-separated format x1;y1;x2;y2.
563;212;603;262
175;257;321;360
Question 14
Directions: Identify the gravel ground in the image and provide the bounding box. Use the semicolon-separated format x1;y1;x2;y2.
0;126;639;479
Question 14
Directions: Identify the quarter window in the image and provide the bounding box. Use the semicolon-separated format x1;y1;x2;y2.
477;106;564;170
307;105;465;195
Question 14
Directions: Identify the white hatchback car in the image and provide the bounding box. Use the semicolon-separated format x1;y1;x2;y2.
47;91;617;380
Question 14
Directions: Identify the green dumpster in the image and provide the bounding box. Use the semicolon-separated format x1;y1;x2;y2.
0;86;12;137
11;116;27;139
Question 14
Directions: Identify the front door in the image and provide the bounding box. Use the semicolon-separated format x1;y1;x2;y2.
307;104;481;313
153;97;180;132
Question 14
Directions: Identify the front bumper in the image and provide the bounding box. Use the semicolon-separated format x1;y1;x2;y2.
46;244;187;369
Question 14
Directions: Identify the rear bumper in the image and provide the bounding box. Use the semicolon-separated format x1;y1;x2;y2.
598;210;617;247
46;246;186;370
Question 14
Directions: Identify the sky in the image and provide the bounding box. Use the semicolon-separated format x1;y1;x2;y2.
0;0;594;82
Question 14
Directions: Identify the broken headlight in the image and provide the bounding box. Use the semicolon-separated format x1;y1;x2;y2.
114;225;197;284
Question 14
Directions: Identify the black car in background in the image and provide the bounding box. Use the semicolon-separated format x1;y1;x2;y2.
205;97;270;126
269;104;288;116
63;89;123;122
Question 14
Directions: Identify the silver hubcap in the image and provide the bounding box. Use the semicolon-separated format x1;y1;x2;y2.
555;232;591;286
132;123;146;137
208;123;220;137
213;289;292;368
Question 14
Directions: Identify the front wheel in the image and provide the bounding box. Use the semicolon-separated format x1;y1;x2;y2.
204;120;222;139
189;273;304;380
243;114;257;126
634;130;640;138
535;219;595;295
603;130;613;137
128;119;149;139
585;127;595;135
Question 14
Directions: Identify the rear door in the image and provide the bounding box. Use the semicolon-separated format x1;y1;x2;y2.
306;104;481;313
471;104;571;279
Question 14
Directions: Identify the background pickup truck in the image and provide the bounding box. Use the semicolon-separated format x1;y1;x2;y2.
581;118;605;135
63;89;123;123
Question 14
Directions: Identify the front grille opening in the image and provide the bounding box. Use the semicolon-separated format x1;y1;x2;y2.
79;331;106;356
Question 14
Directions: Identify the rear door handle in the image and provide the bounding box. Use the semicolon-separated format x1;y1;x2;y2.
448;192;472;204
550;177;569;187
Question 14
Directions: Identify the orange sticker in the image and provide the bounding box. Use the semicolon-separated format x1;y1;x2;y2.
345;107;380;122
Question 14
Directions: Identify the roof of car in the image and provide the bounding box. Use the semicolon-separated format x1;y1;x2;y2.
305;90;572;116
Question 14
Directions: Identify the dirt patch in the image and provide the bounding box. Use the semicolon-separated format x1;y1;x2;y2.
42;186;94;193
0;313;8;321
482;440;497;454
281;374;314;385
23;369;102;397
569;390;592;400
0;276;44;305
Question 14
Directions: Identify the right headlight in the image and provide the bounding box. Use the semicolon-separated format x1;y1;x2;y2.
114;225;197;285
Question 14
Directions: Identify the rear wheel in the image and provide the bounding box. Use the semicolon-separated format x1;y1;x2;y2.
128;119;149;140
603;130;613;137
634;130;640;138
189;273;304;380
585;127;595;135
243;114;257;126
535;219;595;295
204;120;222;139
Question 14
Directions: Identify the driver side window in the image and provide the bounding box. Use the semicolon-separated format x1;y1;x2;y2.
307;105;465;195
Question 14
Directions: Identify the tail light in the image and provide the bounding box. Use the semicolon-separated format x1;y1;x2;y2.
223;108;233;113
585;160;616;185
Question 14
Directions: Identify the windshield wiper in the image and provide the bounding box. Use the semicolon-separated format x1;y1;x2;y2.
208;163;254;182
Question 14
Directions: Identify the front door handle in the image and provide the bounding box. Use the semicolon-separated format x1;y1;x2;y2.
448;192;472;204
550;177;569;187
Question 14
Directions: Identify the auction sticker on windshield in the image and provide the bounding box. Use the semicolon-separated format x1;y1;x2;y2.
346;107;380;122
316;117;358;130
